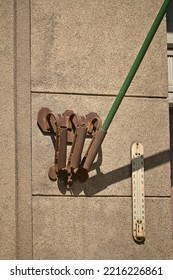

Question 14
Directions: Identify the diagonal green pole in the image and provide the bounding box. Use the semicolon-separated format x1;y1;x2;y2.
102;0;171;132
83;0;171;171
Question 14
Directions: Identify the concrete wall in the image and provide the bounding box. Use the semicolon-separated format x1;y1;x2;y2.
0;0;173;259
0;0;32;259
0;0;16;259
31;0;173;259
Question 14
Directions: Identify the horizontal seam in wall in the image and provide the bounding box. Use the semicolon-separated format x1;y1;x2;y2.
31;91;167;100
31;194;171;198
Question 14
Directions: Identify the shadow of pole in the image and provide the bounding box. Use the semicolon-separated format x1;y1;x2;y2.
80;149;170;196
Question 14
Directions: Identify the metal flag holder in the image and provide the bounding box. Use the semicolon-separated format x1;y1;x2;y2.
37;107;104;188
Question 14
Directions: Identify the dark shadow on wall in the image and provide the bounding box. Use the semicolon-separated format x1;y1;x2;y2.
69;149;170;196
37;118;171;196
39;123;170;196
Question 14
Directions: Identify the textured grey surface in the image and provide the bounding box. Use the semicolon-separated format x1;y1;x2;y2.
0;0;32;260
0;0;16;259
33;196;173;260
14;0;32;259
1;0;172;261
31;0;168;96
32;93;170;196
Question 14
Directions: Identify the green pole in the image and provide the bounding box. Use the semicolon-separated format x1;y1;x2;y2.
102;0;171;132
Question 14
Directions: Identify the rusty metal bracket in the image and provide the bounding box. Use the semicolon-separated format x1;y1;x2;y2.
37;107;103;188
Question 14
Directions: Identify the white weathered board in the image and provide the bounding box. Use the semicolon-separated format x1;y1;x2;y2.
132;142;145;243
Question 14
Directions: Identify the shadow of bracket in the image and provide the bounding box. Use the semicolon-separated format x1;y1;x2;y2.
68;149;170;196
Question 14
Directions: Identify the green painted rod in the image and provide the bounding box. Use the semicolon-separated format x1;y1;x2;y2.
102;0;171;132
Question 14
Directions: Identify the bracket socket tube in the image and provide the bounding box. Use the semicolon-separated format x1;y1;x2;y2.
56;127;67;170
83;129;107;170
70;125;87;169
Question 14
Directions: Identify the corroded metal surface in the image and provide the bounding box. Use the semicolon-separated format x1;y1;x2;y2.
37;107;103;190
